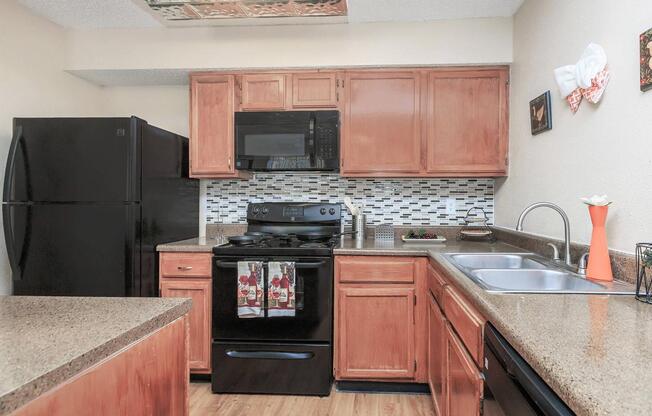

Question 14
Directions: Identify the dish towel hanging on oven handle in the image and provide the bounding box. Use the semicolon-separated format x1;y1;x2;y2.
267;261;296;317
237;261;264;318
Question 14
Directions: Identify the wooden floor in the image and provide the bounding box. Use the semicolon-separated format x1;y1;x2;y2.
189;382;435;416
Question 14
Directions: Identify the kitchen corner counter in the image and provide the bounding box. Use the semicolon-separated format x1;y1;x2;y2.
157;237;219;253
334;237;526;256
0;296;191;415
335;237;652;416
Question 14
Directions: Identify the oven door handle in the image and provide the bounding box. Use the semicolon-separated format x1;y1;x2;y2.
214;260;326;269
226;350;314;360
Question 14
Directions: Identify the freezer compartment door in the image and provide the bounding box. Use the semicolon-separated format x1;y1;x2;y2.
211;342;332;396
4;204;139;296
5;118;140;203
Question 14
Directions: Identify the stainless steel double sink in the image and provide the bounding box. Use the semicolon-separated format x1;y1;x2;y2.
443;253;635;294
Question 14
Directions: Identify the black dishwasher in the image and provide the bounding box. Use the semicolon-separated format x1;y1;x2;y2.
483;324;575;416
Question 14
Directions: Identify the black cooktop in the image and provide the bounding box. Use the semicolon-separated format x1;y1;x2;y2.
213;202;342;257
212;234;338;257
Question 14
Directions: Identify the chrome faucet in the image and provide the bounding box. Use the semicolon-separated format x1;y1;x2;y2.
516;202;572;266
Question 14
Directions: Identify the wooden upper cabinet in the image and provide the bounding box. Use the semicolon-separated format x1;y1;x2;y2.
341;71;422;176
292;72;338;108
337;287;416;380
425;69;509;176
190;74;243;178
446;323;483;416
240;74;288;110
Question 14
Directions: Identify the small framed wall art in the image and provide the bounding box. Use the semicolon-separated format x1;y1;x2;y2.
529;91;552;135
641;27;652;91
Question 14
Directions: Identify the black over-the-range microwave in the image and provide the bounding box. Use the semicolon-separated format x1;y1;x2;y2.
234;110;339;171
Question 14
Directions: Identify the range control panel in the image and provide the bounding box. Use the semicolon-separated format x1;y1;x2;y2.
247;202;341;223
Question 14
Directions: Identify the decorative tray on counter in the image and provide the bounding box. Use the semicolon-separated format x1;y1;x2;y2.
401;229;447;243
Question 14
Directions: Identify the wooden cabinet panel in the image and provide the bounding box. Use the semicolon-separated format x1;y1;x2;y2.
240;74;287;110
425;69;508;176
336;256;417;284
443;286;485;367
190;74;243;178
427;261;448;304
292;72;338;108
160;253;212;279
428;292;447;416
341;71;422;175
446;323;482;416
161;279;212;373
13;317;189;416
337;287;415;379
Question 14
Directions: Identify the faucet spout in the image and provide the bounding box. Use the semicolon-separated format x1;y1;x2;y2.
515;202;572;266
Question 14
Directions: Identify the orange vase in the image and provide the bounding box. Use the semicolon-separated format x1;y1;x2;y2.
586;205;613;281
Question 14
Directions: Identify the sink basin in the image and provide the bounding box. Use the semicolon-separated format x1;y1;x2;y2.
448;254;546;270
443;253;635;294
472;269;606;293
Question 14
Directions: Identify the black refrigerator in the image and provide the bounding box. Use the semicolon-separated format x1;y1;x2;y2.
3;117;199;297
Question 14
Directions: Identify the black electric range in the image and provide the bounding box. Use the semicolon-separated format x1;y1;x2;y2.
211;202;341;396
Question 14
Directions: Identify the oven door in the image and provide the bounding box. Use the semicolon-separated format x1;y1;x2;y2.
213;256;333;342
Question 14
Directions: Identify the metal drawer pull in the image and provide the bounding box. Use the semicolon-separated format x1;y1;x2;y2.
226;350;314;360
177;266;193;271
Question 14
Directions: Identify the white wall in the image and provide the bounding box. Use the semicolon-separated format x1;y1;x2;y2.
64;18;513;76
0;1;107;294
495;0;652;253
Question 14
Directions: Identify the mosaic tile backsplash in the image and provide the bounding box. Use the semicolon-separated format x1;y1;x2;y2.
205;173;494;226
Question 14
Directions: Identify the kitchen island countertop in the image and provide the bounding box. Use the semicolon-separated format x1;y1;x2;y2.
0;296;191;415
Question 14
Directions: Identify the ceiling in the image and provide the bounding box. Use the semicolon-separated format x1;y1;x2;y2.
18;0;524;29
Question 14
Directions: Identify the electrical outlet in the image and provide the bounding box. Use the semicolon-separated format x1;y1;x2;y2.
446;198;456;215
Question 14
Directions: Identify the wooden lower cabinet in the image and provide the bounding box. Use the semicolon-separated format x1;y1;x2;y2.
334;256;427;383
13;317;189;416
337;287;416;379
428;291;447;416
159;252;212;374
446;324;483;416
161;279;212;373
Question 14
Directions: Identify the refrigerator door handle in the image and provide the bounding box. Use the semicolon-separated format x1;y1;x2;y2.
3;205;21;281
3;125;23;202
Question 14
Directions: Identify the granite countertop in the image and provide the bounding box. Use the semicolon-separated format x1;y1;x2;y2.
0;296;192;415
157;237;219;252
336;237;649;416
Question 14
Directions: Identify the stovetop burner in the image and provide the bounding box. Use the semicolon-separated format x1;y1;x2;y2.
213;202;342;257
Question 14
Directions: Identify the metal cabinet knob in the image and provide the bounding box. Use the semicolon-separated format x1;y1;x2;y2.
178;266;193;271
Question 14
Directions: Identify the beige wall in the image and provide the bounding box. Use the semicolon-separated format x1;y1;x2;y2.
495;0;652;253
0;1;107;294
65;18;513;75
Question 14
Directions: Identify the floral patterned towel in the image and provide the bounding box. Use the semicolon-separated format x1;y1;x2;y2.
267;262;296;317
237;261;264;318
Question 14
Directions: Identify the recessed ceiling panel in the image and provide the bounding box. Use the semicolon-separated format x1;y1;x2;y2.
145;0;348;20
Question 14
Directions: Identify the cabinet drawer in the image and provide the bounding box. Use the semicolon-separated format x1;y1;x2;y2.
427;261;447;305
443;285;485;366
336;256;418;284
160;252;212;278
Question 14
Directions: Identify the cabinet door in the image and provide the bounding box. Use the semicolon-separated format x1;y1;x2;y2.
425;69;508;176
161;279;212;373
189;74;237;177
341;71;422;175
429;292;447;416
446;324;482;416
240;74;287;110
337;287;415;379
292;72;338;108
